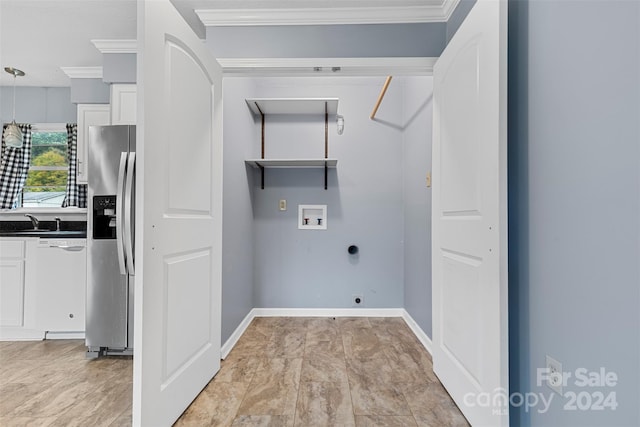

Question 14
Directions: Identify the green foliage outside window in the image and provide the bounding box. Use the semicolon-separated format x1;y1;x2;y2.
24;131;68;193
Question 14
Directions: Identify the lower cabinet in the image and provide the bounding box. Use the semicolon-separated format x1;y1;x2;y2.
0;241;25;327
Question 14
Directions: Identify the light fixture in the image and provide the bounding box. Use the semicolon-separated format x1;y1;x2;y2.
336;114;344;135
3;67;25;148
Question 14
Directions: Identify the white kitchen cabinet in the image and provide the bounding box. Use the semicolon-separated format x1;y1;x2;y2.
77;104;111;184
0;238;43;340
110;84;137;125
0;241;25;327
34;239;87;333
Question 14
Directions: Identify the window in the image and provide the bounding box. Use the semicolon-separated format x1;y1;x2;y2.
21;124;68;208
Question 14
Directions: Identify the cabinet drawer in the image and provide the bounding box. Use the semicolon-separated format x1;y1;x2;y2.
0;240;25;259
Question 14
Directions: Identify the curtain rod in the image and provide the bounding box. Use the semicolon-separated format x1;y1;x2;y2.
370;76;393;120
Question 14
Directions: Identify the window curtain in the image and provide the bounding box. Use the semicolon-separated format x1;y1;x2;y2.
0;123;32;209
62;123;87;208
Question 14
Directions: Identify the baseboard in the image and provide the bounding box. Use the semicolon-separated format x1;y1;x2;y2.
221;309;257;359
45;332;85;340
220;307;423;359
0;328;45;341
252;308;405;317
401;309;433;355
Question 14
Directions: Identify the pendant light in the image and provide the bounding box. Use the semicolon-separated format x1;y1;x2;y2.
3;67;25;148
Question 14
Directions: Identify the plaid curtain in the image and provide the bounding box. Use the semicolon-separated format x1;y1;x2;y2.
0;124;32;209
62;124;87;208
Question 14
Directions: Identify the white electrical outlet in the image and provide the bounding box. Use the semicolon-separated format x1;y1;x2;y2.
279;199;287;211
545;355;563;395
352;294;363;307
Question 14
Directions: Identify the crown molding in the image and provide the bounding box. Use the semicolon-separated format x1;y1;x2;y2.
218;57;437;76
91;39;137;54
196;2;460;26
60;66;103;79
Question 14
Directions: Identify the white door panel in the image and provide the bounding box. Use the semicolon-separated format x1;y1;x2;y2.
432;0;508;425
134;1;223;426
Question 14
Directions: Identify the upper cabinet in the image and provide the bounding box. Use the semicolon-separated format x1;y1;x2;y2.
77;104;111;184
110;84;137;125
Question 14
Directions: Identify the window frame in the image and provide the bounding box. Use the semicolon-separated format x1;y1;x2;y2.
0;122;85;214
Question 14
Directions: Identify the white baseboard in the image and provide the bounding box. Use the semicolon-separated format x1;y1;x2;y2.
221;309;257;359
44;332;85;340
220;307;431;359
401;309;433;355
0;328;45;341
252;308;405;317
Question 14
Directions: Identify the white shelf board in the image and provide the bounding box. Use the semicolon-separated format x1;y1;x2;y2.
245;158;338;168
246;98;339;116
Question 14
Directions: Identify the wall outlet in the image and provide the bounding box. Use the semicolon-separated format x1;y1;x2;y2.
545;355;563;395
279;199;287;211
352;294;363;307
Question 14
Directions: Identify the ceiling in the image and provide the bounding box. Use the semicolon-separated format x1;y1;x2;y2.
0;0;452;87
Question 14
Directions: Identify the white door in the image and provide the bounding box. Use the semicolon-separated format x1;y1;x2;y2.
432;0;508;425
133;1;223;426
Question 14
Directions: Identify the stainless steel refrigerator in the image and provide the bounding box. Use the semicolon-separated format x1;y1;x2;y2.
86;125;135;358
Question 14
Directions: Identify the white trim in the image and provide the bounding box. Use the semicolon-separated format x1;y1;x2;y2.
252;307;405;317
60;67;103;79
218;57;437;76
0;328;45;341
401;309;433;355
31;123;67;133
221;309;257;359
44;331;85;340
91;39;137;54
196;2;460;26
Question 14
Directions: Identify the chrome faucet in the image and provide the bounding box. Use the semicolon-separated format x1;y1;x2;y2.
24;214;39;230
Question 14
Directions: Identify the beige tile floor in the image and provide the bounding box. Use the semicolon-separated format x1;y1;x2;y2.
0;317;469;427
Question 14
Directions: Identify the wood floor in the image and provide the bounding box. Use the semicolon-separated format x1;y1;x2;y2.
0;317;468;426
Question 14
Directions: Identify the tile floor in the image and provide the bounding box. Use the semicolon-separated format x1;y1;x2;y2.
175;317;469;426
0;339;132;426
0;317;469;427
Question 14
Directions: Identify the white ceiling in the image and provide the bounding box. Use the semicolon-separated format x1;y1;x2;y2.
0;0;451;87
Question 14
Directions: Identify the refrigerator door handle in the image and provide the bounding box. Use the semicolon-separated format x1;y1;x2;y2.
116;152;128;275
124;152;135;275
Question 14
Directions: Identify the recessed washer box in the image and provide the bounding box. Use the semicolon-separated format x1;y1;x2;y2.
298;205;327;230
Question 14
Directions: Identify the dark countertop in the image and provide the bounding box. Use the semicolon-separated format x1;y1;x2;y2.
0;220;87;238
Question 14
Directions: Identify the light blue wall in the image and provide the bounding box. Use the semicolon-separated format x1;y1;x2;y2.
103;53;137;84
0;87;76;124
206;23;446;58
249;77;405;308
446;0;477;43
221;77;258;343
70;78;110;104
402;76;433;337
508;0;640;426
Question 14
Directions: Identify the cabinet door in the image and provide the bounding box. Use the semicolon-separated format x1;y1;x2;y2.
0;260;25;327
35;244;87;332
77;104;111;184
110;84;137;125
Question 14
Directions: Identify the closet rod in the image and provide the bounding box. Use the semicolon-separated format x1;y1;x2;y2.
370;76;393;120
